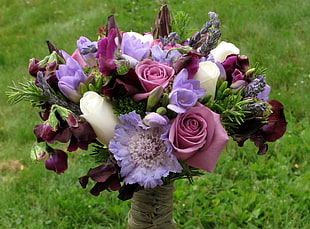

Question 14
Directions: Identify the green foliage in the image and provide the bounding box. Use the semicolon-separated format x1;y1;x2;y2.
112;96;146;118
171;11;191;42
6;80;47;106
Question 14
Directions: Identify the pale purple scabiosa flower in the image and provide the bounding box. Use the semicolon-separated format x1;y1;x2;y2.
168;69;206;113
109;111;182;188
56;51;87;103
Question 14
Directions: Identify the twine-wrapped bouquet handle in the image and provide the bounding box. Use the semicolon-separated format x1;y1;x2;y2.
127;182;177;229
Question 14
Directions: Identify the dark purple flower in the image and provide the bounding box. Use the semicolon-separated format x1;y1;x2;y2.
168;69;206;113
28;58;59;91
56;51;87;103
79;164;121;196
234;100;287;155
101;68;144;99
97;28;117;76
222;54;249;84
173;51;202;79
33;114;97;152
45;149;68;174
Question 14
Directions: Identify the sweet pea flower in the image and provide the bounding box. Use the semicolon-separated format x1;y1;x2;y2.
56;51;87;103
97;28;118;76
33;113;97;152
77;36;98;68
173;51;202;79
168;69;206;113
80;91;119;145
135;59;175;92
79;164;121;196
169;104;229;172
210;41;240;63
45;149;68;174
193;60;220;98
120;32;151;67
71;49;88;68
222;54;250;84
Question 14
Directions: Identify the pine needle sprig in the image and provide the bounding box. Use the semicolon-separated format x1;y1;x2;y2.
7;80;48;106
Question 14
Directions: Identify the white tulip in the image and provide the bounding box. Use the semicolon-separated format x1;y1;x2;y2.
193;61;220;99
80;91;119;146
210;41;240;63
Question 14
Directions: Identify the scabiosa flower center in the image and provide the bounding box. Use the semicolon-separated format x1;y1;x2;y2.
129;128;167;169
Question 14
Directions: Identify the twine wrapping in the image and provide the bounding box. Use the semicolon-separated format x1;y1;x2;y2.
127;182;177;229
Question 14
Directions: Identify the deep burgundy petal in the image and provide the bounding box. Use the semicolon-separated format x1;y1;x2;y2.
79;175;89;189
53;127;72;143
45;149;68;174
262;100;287;142
88;164;118;183
90;182;109;196
118;183;142;201
33;123;56;143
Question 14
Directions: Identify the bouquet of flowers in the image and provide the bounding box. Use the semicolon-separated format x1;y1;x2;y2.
8;4;287;228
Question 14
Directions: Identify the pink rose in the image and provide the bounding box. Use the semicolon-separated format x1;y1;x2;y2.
169;104;229;172
135;59;175;92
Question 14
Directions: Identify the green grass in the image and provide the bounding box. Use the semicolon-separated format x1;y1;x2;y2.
1;0;309;228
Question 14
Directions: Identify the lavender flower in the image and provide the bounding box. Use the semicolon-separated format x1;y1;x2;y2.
56;51;87;103
151;45;180;65
109;111;182;188
243;75;270;101
77;36;98;67
168;69;206;113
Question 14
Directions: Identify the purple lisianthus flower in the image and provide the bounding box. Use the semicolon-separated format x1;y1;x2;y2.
77;36;98;68
45;149;68;174
56;51;87;103
151;45;180;65
121;32;150;67
168;69;206;113
109;111;182;188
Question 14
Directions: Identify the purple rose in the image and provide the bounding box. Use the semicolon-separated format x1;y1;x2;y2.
135;59;175;92
169;104;229;172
